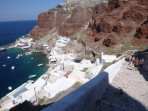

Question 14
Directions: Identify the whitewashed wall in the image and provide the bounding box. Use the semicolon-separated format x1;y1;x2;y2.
42;58;125;111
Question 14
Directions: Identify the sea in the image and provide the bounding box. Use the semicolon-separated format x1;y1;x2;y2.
0;20;48;99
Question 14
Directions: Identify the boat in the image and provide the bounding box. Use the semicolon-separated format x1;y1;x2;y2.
25;52;32;56
8;86;12;90
16;54;21;59
3;64;6;67
7;56;11;59
27;80;34;83
0;48;6;52
28;74;36;78
37;64;43;66
11;66;15;70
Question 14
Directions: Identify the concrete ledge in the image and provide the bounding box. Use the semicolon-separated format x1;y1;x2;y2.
42;58;125;111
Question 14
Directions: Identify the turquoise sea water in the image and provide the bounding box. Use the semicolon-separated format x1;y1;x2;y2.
0;48;48;99
0;21;48;99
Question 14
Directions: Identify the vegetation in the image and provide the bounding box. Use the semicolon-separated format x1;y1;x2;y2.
101;62;113;71
62;46;67;54
101;59;119;71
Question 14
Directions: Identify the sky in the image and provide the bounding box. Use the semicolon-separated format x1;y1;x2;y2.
0;0;65;22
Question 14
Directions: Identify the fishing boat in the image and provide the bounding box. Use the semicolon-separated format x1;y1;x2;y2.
28;74;36;78
37;64;43;66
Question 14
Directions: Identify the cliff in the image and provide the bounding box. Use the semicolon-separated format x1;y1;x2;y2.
30;0;148;53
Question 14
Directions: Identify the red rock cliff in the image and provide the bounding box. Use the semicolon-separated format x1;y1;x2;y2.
30;0;148;51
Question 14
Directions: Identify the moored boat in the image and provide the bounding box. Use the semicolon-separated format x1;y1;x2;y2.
28;74;36;78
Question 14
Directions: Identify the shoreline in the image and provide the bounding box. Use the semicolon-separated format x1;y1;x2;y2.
0;35;106;110
0;37;50;98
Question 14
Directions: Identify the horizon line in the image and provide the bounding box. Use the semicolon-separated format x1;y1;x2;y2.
0;19;38;22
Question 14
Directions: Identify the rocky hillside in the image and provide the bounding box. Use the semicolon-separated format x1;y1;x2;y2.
30;0;148;53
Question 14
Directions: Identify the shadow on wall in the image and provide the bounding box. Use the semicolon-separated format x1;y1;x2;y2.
10;71;147;111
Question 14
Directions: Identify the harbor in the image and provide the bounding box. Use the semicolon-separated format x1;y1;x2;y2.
0;34;122;110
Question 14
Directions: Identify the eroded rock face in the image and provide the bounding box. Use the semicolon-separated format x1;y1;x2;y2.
94;32;107;42
30;8;68;39
30;26;49;40
135;21;148;39
87;0;148;48
122;5;147;24
58;7;93;36
30;0;148;50
108;0;119;10
103;35;117;47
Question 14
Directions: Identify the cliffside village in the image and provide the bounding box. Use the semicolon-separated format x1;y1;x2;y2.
0;33;147;110
0;35;120;110
0;0;148;110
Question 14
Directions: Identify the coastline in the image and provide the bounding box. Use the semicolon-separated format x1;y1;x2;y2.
0;35;105;110
0;37;49;99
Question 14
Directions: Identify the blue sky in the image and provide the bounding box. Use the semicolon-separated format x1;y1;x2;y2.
0;0;65;22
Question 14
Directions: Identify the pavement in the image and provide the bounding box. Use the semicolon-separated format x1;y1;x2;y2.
97;61;148;111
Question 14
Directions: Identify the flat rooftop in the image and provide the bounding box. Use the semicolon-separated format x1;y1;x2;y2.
97;62;148;111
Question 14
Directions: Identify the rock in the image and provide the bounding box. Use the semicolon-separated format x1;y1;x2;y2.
92;3;109;18
122;5;147;24
103;35;117;47
30;8;68;39
113;20;136;37
58;7;93;36
94;32;107;42
30;26;49;40
30;0;148;51
87;0;148;48
108;0;119;10
135;21;148;39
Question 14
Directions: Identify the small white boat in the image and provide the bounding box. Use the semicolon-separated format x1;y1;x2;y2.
28;74;36;78
31;58;34;59
25;52;32;56
7;56;11;59
37;64;43;66
8;86;12;90
3;64;6;67
16;54;21;59
16;57;19;59
11;66;15;70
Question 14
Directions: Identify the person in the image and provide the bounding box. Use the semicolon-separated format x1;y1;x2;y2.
134;58;139;67
128;55;132;65
132;56;135;64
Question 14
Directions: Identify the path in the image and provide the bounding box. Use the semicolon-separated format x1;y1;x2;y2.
97;61;148;111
